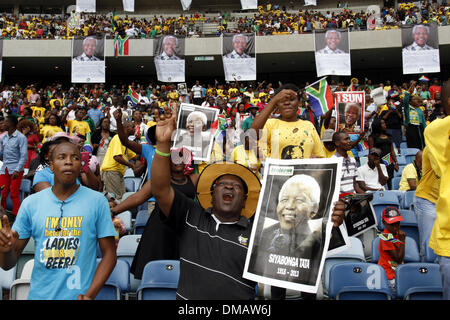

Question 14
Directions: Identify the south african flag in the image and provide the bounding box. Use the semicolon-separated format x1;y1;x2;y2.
304;77;334;117
114;35;129;57
381;153;394;166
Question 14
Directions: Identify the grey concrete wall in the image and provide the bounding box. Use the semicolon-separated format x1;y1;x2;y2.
2;26;449;57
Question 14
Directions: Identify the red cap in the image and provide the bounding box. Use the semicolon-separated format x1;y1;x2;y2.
382;207;403;224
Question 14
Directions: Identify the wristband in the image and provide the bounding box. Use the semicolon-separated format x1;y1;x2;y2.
155;148;171;157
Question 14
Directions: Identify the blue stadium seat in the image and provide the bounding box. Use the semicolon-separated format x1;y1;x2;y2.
95;259;130;300
137;201;148;212
328;262;392;300
134;210;149;235
121;192;135;201
20;179;32;197
396;155;407;166
15;238;34;279
137;260;180;300
358;150;369;158
5;179;31;210
0;265;17;298
124;168;135;178
371;236;420;264
359;156;368;166
116;211;132;234
124;177;137;192
323;237;366;297
424;246;438;263
391;177;401;190
402;191;415;210
371;191;400;231
402;148;420;163
394;165;405;177
116;235;141;296
395;263;443;300
9;259;34;300
400;142;408;149
399;210;419;247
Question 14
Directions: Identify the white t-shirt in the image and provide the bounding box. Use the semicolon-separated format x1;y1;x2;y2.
356;163;388;191
191;85;203;99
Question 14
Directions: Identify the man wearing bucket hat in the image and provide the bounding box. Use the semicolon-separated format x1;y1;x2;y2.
150;104;347;300
378;207;405;295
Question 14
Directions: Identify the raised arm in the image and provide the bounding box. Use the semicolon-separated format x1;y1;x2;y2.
111;179;152;215
250;89;296;139
113;108;142;155
150;104;178;217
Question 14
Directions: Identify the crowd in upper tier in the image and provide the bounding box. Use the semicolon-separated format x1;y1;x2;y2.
0;1;449;39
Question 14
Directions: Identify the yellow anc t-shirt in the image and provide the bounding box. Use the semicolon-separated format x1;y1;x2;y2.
228;88;238;96
67;119;91;136
426;116;450;257
230;144;261;177
261;119;325;159
398;162;418;191
415;146;439;202
100;135;137;176
40;125;64;143
31;106;46;119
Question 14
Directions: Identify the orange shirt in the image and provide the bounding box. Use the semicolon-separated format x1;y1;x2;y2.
378;230;403;280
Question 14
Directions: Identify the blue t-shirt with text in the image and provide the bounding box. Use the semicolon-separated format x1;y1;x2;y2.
12;186;116;300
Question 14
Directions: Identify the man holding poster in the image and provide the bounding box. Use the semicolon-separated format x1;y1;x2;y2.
149;104;347;299
244;158;344;294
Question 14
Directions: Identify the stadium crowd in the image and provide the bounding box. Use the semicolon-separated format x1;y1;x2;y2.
0;73;447;300
0;1;449;39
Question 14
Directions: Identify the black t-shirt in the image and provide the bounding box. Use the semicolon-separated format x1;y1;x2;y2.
380;106;403;129
162;189;256;300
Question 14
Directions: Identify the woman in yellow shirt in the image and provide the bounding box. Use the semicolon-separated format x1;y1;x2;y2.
250;83;325;160
39;114;64;143
63;108;91;137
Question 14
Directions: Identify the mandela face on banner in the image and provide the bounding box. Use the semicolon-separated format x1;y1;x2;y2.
402;23;440;74
71;36;105;83
314;29;351;77
243;158;343;293
154;35;185;83
222;33;256;81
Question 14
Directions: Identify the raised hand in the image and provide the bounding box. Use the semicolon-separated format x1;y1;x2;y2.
0;215;18;254
269;89;298;111
154;104;178;144
113;108;122;121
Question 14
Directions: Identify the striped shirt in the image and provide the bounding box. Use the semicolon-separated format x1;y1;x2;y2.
332;152;357;194
163;189;256;300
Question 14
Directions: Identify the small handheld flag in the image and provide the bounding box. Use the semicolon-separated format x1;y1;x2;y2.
125;87;140;107
379;233;404;244
381;153;394;166
304;77;334;117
